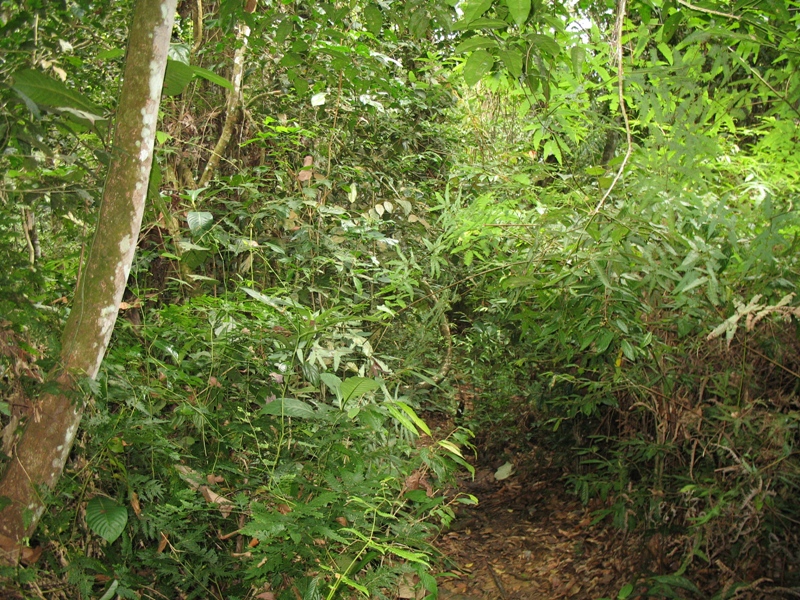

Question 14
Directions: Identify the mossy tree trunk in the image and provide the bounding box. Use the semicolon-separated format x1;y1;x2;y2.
0;0;177;564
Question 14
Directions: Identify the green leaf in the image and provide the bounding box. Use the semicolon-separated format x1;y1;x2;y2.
571;45;585;76
529;33;560;58
261;398;317;419
98;580;120;600
319;372;342;394
498;48;523;77
463;50;495;86
660;11;684;43
280;52;304;68
163;59;195;96
389;401;431;435
364;5;383;36
12;69;103;116
275;18;293;43
461;0;493;24
454;36;498;54
507;0;531;26
467;18;509;29
97;48;125;60
657;42;673;65
409;11;430;38
618;583;635;599
86;497;128;543
187;211;214;235
340;376;381;403
649;574;701;593
192;66;233;90
620;339;636;361
595;330;614;353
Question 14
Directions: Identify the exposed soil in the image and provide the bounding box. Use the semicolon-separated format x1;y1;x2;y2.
431;455;641;600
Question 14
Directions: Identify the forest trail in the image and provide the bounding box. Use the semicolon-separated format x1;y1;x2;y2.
429;443;642;600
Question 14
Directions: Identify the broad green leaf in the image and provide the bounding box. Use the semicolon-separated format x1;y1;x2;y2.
409;12;430;38
463;50;495;86
468;17;509;29
620;339;636;361
275;18;293;43
387;546;430;565
163;59;194;96
319;372;342;393
261;398;317;419
12;69;103;116
340;376;381;403
187;211;214;235
386;403;419;435
98;580;119;600
168;43;191;64
507;0;531;26
97;48;125;60
364;5;383;36
660;11;684;43
461;0;493;24
571;45;585;76
280;52;304;68
438;439;464;458
673;271;707;295
86;497;128;543
498;48;523;77
595;330;614;353
529;33;560;58
454;36;498;54
618;583;635;599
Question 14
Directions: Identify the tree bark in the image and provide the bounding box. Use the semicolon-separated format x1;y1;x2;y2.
198;1;255;187
0;0;177;564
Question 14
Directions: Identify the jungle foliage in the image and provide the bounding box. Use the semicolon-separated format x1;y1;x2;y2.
1;0;800;598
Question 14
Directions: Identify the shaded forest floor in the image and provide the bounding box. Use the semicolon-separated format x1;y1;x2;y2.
434;465;636;600
430;446;642;600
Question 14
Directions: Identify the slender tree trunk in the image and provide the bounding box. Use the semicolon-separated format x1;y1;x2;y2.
0;0;177;564
198;1;255;187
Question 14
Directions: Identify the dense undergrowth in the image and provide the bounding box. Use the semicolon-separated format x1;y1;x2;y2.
3;0;800;598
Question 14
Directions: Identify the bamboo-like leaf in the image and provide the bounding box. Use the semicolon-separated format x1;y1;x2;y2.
86;497;128;543
389;401;431;436
192;66;233;90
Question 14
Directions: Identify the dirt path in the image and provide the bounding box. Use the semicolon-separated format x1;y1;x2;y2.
433;460;642;600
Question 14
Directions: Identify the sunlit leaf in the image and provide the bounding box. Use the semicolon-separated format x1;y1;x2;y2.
463;50;495;86
507;0;531;26
460;0;493;24
261;398;317;419
340;377;381;403
187;211;214;235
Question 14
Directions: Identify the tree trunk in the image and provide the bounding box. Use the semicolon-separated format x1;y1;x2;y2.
0;0;177;564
